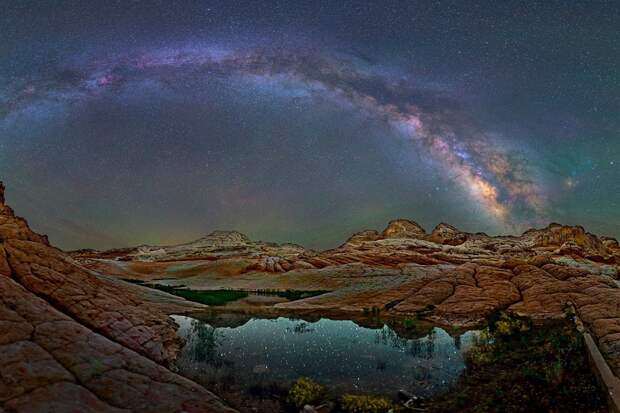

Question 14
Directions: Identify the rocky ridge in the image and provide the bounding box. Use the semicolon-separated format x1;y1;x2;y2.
81;218;620;278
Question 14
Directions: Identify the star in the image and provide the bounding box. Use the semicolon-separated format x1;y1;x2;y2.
0;0;618;248
564;178;578;190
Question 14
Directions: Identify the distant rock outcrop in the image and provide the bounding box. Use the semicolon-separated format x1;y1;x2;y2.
344;229;382;246
428;223;468;245
381;219;427;239
79;213;620;276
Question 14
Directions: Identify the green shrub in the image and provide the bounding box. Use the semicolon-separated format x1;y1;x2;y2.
143;285;248;306
432;316;607;412
402;318;418;329
490;312;530;337
466;344;493;367
340;394;398;413
287;377;326;408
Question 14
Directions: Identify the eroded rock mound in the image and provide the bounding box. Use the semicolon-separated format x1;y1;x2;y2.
381;219;426;239
427;223;468;246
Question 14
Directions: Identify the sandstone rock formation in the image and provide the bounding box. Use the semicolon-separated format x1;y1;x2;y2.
6;176;620;410
0;183;236;412
77;218;620;376
381;219;426;239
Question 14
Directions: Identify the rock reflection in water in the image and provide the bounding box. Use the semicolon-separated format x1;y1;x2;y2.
173;315;478;398
189;320;225;364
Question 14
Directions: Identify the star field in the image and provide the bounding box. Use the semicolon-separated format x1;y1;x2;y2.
1;1;619;250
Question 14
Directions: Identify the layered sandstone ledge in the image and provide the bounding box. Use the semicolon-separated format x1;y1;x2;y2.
0;182;236;412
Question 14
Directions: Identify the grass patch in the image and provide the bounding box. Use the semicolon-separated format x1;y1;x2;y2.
135;282;328;306
144;284;249;306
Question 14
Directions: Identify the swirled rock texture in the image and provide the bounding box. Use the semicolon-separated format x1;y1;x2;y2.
0;183;236;413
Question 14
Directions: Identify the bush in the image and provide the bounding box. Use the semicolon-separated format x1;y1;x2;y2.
402;318;418;329
287;377;326;408
340;394;398;413
490;311;530;337
433;316;607;412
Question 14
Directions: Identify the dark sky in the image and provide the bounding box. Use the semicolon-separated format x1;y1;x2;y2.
1;1;619;250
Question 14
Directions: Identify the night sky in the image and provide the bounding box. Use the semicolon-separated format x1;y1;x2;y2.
1;1;619;250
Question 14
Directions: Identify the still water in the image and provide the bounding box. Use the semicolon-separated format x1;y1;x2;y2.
173;315;478;397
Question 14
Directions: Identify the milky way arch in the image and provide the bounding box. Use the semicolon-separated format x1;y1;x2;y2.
1;45;546;224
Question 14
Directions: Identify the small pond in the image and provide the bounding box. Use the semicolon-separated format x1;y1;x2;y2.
173;315;479;398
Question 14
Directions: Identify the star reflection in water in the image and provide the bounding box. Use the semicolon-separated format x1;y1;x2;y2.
173;315;478;397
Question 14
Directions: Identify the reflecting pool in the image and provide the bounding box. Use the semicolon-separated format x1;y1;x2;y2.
173;315;478;398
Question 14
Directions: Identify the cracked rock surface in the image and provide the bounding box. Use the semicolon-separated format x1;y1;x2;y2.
0;182;236;413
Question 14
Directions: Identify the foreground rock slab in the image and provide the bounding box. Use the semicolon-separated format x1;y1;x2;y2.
0;182;236;412
0;276;236;413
